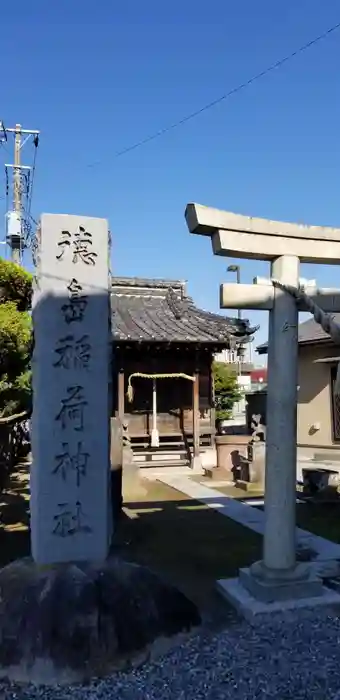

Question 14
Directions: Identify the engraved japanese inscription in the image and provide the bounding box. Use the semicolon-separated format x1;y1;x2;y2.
31;213;110;565
52;501;92;538
53;441;90;486
61;279;88;324
54;335;91;370
56;226;98;265
55;385;87;432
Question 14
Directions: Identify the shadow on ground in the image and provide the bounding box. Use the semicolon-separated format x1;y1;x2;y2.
114;484;262;628
0;462;31;565
5;468;340;628
0;468;263;629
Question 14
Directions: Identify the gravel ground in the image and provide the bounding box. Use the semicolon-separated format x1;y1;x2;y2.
1;608;340;700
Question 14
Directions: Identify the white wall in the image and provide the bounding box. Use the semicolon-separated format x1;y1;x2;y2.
215;348;238;363
233;374;251;415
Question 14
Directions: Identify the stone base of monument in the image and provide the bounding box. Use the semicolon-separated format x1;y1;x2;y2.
191;455;203;473
122;461;147;501
217;563;340;621
0;556;200;685
235;480;264;493
203;466;233;482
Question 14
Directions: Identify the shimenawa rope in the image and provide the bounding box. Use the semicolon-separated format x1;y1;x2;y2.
272;279;340;395
126;372;195;403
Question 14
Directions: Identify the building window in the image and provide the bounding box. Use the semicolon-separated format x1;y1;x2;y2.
331;366;340;441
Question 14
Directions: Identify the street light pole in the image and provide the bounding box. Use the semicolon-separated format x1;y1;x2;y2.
227;264;241;319
226;265;244;415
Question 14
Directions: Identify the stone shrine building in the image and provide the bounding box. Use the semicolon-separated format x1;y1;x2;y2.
111;277;255;467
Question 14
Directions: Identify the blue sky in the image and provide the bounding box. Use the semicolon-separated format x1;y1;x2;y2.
1;0;340;358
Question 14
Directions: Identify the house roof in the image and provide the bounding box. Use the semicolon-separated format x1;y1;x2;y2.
111;276;256;345
257;315;340;355
251;368;268;382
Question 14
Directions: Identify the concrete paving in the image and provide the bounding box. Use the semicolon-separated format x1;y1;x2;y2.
140;456;340;484
157;475;340;562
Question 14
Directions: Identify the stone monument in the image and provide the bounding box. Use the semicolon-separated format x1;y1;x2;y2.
0;213;199;685
30;214;111;563
186;202;340;617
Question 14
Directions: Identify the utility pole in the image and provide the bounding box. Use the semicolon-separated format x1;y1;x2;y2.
12;125;22;264
1;121;40;265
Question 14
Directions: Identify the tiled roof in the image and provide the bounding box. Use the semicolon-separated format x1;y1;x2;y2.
257;314;340;354
111;277;255;345
297;315;340;344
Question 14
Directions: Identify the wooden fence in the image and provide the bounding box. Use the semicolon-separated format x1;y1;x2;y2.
0;411;30;492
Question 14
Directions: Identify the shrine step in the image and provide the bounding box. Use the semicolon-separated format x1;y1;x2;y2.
131;436;213;449
136;458;190;469
203;466;233;481
134;452;189;464
132;446;206;454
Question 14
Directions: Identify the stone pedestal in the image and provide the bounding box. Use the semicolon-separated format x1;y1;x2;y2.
123;444;134;468
235;481;264;494
215;434;250;479
191;454;203;473
239;563;323;602
247;441;265;486
122;465;147;501
110;417;123;522
217;575;340;621
204;466;232;481
122;447;147;501
110;418;146;503
0;558;200;685
110;418;123;465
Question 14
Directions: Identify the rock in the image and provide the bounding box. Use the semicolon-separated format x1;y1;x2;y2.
0;557;200;685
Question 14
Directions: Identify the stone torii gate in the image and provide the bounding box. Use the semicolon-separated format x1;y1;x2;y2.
186;202;340;615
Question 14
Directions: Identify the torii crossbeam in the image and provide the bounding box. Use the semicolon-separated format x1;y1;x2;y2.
186;202;340;615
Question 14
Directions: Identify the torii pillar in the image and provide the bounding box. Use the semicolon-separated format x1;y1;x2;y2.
186;202;340;614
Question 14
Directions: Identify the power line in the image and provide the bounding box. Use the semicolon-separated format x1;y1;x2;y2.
87;19;340;166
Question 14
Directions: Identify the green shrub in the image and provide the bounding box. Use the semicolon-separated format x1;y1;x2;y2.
0;261;32;416
213;360;243;421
